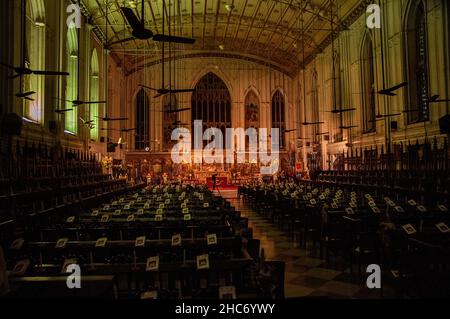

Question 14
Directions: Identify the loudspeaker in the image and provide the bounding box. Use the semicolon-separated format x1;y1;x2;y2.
439;115;450;134
100;137;105;143
49;120;57;133
391;121;398;130
1;113;22;136
107;142;116;153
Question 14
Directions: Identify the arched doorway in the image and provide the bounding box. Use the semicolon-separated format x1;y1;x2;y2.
191;72;231;138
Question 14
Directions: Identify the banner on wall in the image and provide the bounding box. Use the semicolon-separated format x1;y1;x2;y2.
295;162;303;172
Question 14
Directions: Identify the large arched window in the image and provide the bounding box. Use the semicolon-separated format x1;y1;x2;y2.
24;0;45;123
271;90;285;149
311;71;320;143
90;49;99;141
245;90;259;129
163;94;178;149
65;25;78;134
135;89;149;150
192;72;231;138
331;51;343;141
362;33;376;132
405;0;429;123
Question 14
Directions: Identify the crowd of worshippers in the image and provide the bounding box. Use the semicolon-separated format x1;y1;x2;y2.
238;180;450;297
1;183;285;299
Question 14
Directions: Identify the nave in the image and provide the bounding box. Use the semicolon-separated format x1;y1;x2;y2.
1;0;450;305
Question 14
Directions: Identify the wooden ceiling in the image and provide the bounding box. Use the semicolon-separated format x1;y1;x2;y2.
83;0;365;74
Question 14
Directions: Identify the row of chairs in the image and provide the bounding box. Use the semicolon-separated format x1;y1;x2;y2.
0;141;129;224
3;184;285;299
240;180;450;298
317;170;450;204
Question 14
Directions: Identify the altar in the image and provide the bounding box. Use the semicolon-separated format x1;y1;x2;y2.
194;167;231;185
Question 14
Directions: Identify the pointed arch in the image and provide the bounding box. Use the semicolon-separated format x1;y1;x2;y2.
29;0;45;24
90;49;99;141
243;85;261;101
332;50;341;111
163;94;178;149
271;90;285;149
404;0;429;123
23;0;46;123
361;31;376;132
65;25;78;133
190;67;233;94
135;89;150;150
311;69;320;143
331;49;343;141
191;72;231;139
245;89;260;129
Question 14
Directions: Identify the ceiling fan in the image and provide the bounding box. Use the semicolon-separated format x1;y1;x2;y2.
138;0;195;99
283;129;297;133
165;107;190;114
377;82;408;96
139;84;194;99
96;116;129;122
15;91;35;101
57;98;107;107
376;113;401;118
369;113;401;123
328;108;356;114
429;95;450;103
302;121;324;126
0;62;70;79
100;127;134;132
0;0;68;79
55;0;105;108
116;0;195;45
55;108;73;114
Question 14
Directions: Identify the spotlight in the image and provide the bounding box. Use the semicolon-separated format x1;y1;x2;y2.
218;44;225;51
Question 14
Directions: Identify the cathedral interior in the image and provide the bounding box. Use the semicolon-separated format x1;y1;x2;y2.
0;0;449;301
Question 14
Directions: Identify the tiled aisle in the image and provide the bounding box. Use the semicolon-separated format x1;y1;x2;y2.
216;189;397;299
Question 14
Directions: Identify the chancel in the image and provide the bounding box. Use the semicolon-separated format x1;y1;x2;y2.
0;0;449;302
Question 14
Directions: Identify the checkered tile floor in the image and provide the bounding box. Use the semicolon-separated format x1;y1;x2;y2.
220;190;399;299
